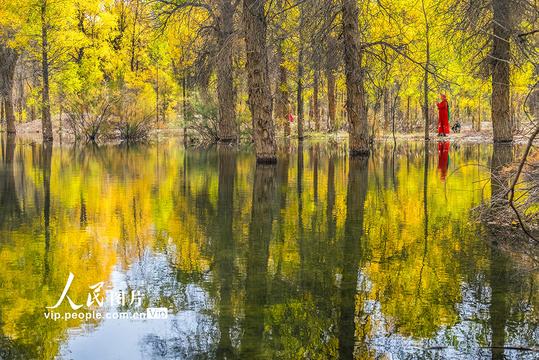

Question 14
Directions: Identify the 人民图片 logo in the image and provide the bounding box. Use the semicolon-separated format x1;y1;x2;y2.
43;272;161;321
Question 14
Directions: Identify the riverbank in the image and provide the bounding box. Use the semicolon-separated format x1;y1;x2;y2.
6;117;535;145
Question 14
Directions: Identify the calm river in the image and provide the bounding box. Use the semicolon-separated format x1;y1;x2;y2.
0;136;537;359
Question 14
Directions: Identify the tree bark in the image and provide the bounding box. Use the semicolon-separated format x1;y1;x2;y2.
327;71;336;131
156;64;159;123
275;38;290;136
406;95;410;132
313;69;320;132
243;0;276;163
383;87;389;130
41;1;53;141
491;0;511;142
342;0;369;156
0;42;19;134
182;75;190;145
217;0;237;143
531;65;539;119
327;69;336;132
0;100;4;125
297;47;304;140
422;0;430;140
326;34;337;132
343;93;347;122
130;0;140;72
478;94;482;131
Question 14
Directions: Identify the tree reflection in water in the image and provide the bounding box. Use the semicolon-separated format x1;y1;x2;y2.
339;156;369;359
0;140;539;359
215;145;236;359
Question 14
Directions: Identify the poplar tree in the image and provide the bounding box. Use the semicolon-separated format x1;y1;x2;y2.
0;28;19;134
244;0;276;163
342;0;370;156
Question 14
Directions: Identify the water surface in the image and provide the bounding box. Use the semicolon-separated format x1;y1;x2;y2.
0;137;537;359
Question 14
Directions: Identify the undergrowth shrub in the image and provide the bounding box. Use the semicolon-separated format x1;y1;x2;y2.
112;88;154;141
65;90;116;141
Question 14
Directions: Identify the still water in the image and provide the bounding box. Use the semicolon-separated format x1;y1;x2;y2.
0;136;538;360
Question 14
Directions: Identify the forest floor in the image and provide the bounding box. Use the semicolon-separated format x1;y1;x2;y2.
376;122;528;144
377;122;492;142
8;117;534;144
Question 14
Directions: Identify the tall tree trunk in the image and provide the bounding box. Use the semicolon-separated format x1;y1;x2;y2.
275;0;290;136
327;73;336;131
0;42;19;134
243;0;276;163
342;0;369;156
383;87;389;130
313;144;319;201
4;95;16;134
510;91;516;133
41;1;53;141
275;38;290;136
326;34;337;132
217;0;237;143
406;95;410;132
422;0;430;140
17;70;23;123
314;69;320;132
308;94;313;120
340;91;345;123
478;93;482;131
327;69;336;132
491;0;511;142
530;65;539;119
297;47;304;140
130;0;139;72
156;64;159;123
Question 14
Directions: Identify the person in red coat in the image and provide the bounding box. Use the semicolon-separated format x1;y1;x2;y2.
436;94;450;136
288;100;295;123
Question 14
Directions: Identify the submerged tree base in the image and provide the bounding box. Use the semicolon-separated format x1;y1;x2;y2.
219;138;237;144
256;157;277;165
349;150;370;157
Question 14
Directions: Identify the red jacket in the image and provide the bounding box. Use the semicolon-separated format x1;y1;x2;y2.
437;100;450;134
